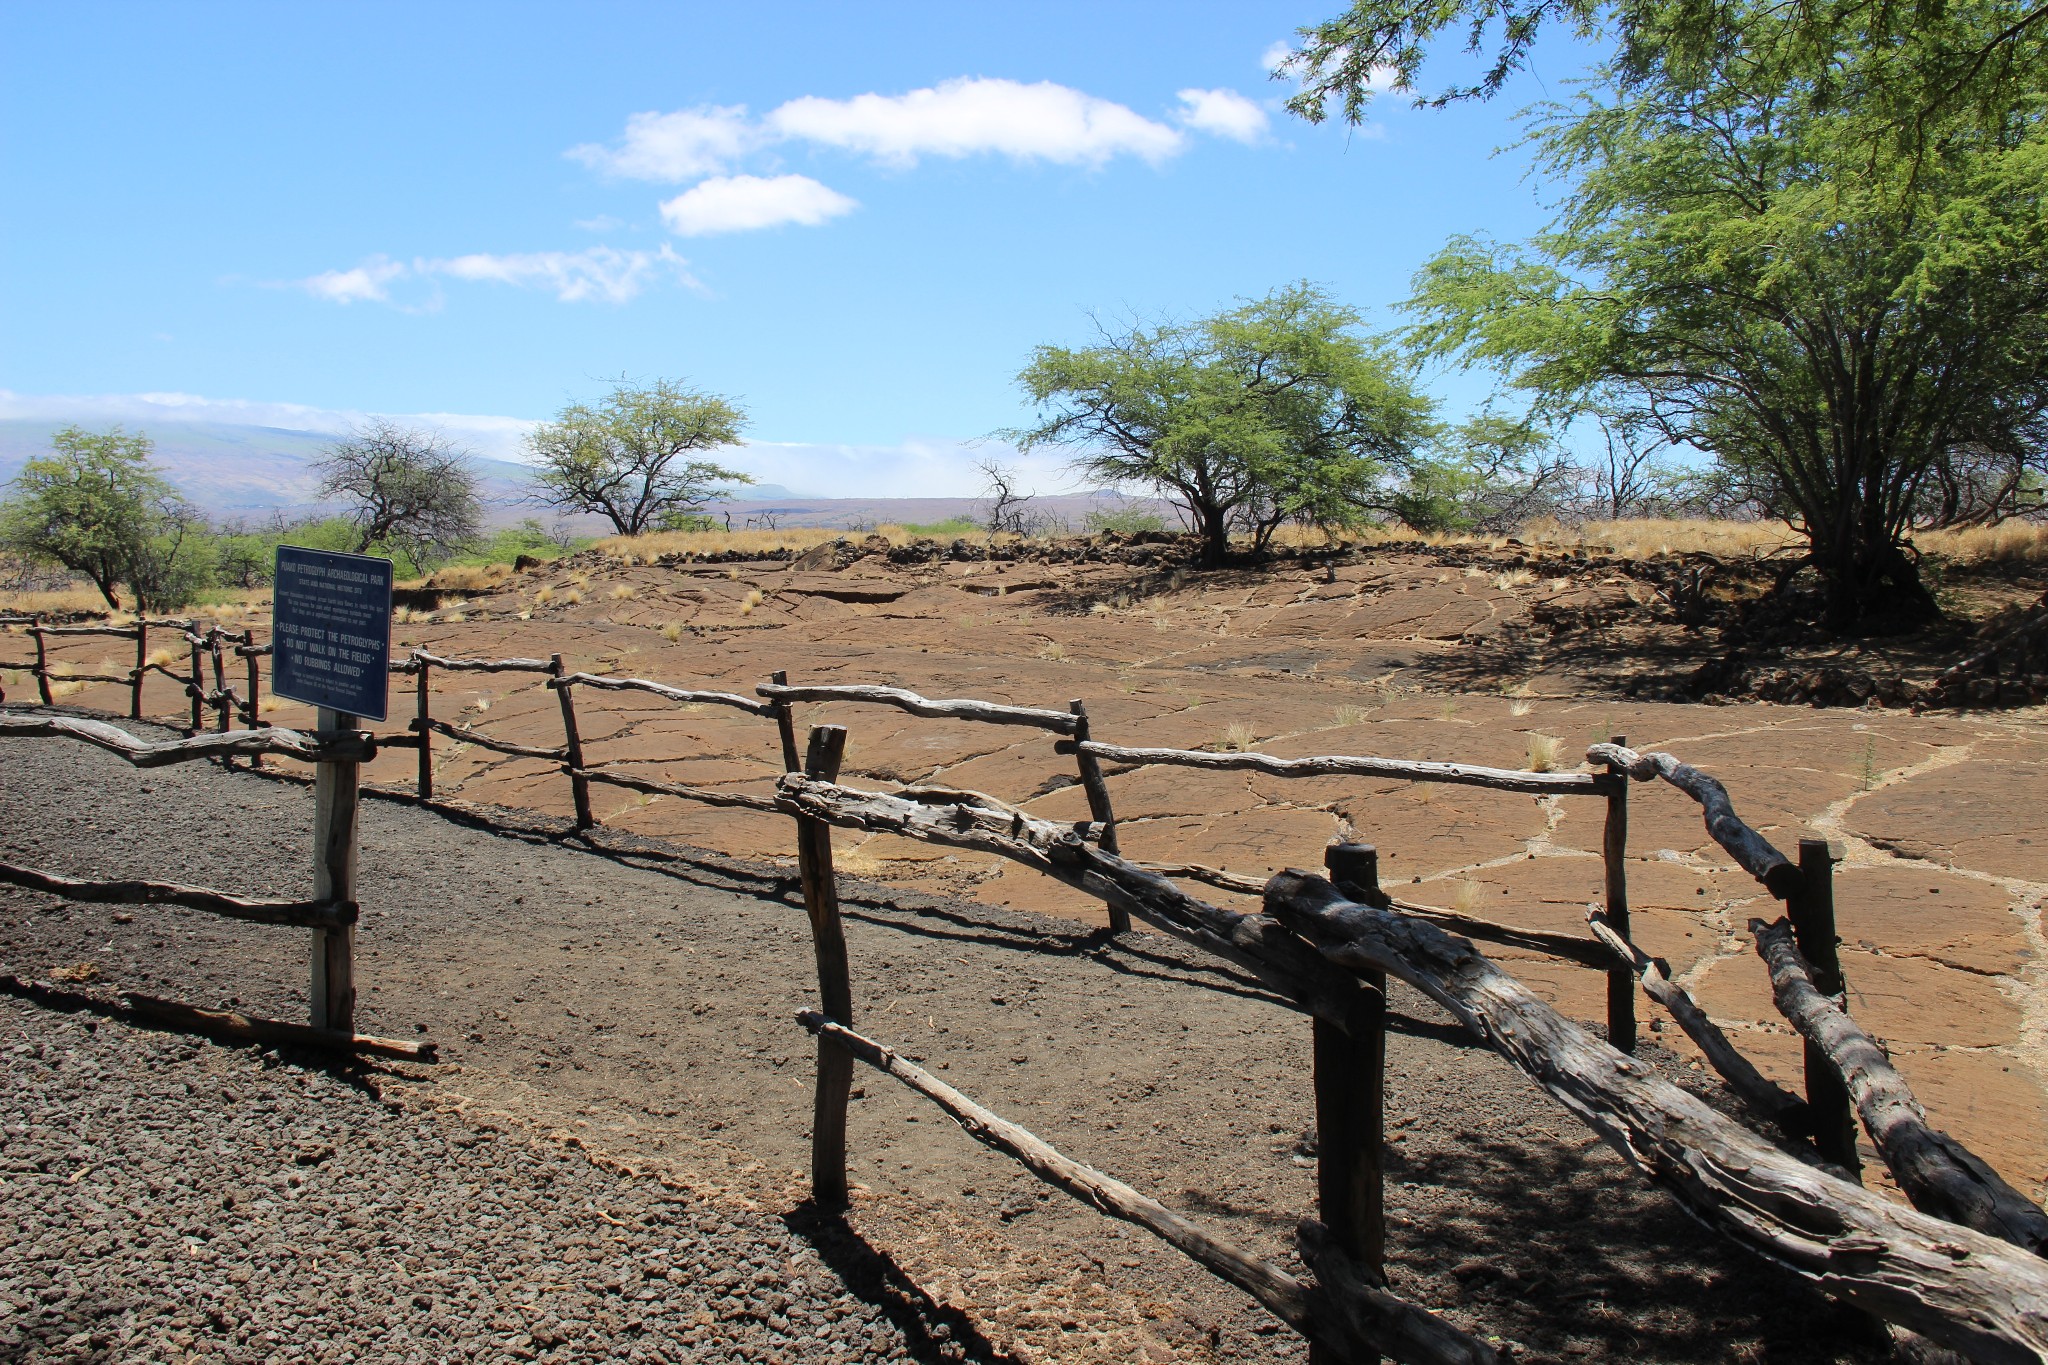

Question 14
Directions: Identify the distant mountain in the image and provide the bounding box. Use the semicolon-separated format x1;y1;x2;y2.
0;417;1154;532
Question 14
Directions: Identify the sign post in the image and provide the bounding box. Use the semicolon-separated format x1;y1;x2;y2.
270;547;393;1032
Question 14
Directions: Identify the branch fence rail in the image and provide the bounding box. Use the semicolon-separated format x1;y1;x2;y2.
5;616;2048;1361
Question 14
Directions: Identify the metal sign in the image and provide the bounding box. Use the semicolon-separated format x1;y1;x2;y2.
270;546;394;721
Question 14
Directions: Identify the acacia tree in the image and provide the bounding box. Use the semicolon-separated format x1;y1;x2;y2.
0;426;211;611
314;421;484;568
1010;284;1435;567
525;378;753;536
1285;0;2048;628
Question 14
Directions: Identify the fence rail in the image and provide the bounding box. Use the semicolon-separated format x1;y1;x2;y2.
7;622;2047;1361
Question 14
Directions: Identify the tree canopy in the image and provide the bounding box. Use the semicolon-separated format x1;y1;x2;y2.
1291;0;2048;626
1011;284;1435;566
313;420;484;567
0;426;212;612
525;378;753;537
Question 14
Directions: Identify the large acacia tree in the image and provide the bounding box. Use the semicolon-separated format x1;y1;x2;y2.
526;378;753;537
1284;0;2048;628
1011;284;1435;567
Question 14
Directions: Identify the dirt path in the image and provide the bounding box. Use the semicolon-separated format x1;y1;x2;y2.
0;727;1889;1364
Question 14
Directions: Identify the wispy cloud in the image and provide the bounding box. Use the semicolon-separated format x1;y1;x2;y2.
568;105;758;182
658;174;858;236
300;255;408;304
426;245;697;303
293;246;696;308
766;77;1185;167
1174;88;1269;143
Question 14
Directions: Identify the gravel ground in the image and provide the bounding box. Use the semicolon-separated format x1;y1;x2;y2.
0;994;954;1365
0;721;1886;1364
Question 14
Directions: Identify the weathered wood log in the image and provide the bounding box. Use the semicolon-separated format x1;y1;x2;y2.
1753;917;2048;1255
549;670;775;716
36;624;142;638
798;727;855;1209
1789;839;1861;1176
1388;898;1615;969
1265;870;2048;1363
310;705;360;1033
36;671;136;686
31;625;53;705
573;767;779;812
0;712;374;765
1585;908;1807;1130
0;975;434;1061
413;659;433;797
1067;699;1130;934
757;682;1080;734
407;649;554;674
1587;743;1800;898
234;641;273;658
0;860;355;928
1318;842;1387;1326
550;654;594;830
1600;735;1635;1053
772;774;1376;1040
132;622;149;721
1132;860;1270;895
797;1011;1499;1365
767;669;801;772
408;715;566;763
1062;739;1617;796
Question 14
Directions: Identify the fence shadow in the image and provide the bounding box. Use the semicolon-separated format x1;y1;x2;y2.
781;1202;1027;1365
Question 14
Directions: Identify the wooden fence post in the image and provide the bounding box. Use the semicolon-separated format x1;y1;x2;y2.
769;669;801;773
130;621;147;720
1792;836;1859;1176
1317;839;1386;1365
1069;699;1130;934
31;617;53;705
186;622;205;734
209;630;230;731
549;653;594;830
241;631;264;771
1602;733;1636;1053
798;724;855;1209
310;706;360;1032
414;659;433;799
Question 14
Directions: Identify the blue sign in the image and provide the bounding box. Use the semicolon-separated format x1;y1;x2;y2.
271;547;394;721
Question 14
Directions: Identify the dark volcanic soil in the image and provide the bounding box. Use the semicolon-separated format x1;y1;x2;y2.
0;726;1886;1364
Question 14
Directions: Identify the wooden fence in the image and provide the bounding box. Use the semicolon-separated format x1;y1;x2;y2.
5;626;2048;1361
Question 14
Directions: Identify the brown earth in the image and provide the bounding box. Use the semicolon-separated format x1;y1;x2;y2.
6;541;2048;1348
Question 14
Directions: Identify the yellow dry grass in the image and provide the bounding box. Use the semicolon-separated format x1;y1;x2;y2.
416;562;516;593
597;527;845;562
1526;733;1563;772
1219;720;1258;752
1916;521;2048;564
0;587;119;615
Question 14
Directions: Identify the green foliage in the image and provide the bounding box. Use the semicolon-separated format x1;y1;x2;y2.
1081;505;1168;535
0;426;213;611
1011;282;1436;566
1341;0;2048;625
899;515;982;538
527;377;753;536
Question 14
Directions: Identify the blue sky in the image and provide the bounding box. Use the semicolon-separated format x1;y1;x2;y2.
0;2;1590;495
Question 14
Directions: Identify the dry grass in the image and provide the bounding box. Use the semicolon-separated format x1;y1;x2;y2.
1526;733;1563;772
1917;521;2048;565
610;583;639;601
1037;639;1068;662
1452;879;1486;914
418;562;515;593
0;587;119;615
1331;703;1372;728
1493;568;1537;591
1219;720;1258;752
659;621;684;642
737;588;765;616
558;588;584;606
596;527;846;562
1508;698;1537;718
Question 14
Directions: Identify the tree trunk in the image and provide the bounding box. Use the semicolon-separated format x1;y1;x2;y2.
1198;507;1232;568
1806;518;1940;632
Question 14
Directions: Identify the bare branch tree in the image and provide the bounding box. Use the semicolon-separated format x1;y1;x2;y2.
313;420;484;567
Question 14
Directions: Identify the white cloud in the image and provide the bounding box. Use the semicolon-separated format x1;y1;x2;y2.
573;214;623;232
567;105;757;181
1262;40;1298;74
299;255;406;304
658;174;858;236
426;245;696;303
765;77;1184;167
1174;88;1269;143
294;247;696;308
